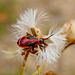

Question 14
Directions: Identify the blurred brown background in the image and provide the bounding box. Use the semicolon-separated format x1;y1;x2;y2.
0;0;75;75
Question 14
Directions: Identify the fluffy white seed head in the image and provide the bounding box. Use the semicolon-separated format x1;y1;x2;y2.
2;9;68;66
12;9;48;41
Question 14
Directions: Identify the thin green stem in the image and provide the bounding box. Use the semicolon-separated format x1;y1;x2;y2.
32;62;48;75
21;63;25;75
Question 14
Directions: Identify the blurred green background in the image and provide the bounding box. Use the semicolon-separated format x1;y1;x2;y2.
0;0;75;75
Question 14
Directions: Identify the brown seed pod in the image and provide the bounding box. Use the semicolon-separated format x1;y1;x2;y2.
63;20;75;42
44;71;57;75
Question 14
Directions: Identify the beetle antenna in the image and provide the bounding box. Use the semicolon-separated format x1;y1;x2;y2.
44;34;54;40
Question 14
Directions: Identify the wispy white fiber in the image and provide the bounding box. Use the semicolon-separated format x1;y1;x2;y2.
12;9;48;41
1;49;19;54
6;54;18;58
36;44;59;65
1;9;68;65
1;48;22;60
36;28;67;64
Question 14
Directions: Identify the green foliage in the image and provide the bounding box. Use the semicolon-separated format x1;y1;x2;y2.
0;0;16;24
2;69;21;75
0;22;6;35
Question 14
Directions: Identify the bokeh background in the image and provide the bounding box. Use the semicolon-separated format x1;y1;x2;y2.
0;0;75;75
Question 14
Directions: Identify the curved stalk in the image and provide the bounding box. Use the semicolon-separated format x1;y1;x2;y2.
32;62;47;75
21;62;25;75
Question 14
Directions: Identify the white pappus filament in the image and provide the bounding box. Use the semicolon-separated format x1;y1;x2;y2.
36;28;67;65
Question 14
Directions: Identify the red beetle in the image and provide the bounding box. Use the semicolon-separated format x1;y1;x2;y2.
17;34;53;50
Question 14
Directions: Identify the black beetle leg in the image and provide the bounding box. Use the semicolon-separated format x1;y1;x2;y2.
39;45;43;50
32;44;35;51
43;41;46;52
39;44;43;47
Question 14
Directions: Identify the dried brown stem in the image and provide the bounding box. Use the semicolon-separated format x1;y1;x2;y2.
31;28;37;36
37;65;40;75
62;42;75;52
24;50;30;61
21;62;25;75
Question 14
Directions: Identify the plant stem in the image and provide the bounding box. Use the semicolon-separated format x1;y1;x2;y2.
21;63;25;75
37;66;40;75
32;62;47;75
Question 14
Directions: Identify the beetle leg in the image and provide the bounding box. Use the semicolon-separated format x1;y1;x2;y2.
39;41;46;52
34;45;38;48
39;44;44;50
43;41;46;52
39;44;44;47
23;47;29;51
31;50;38;54
44;42;48;46
32;45;35;51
